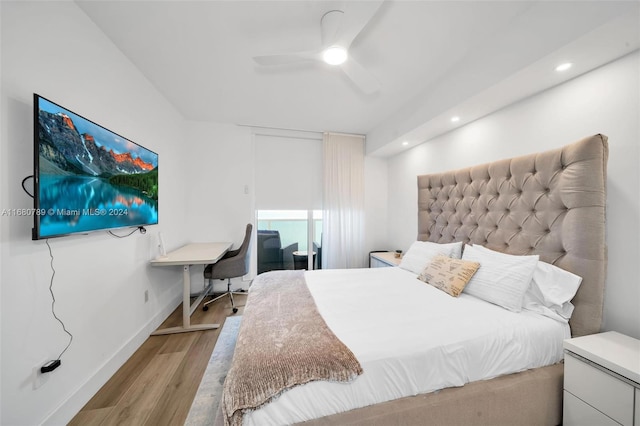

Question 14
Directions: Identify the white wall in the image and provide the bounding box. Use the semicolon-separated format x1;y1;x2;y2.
363;156;389;254
1;2;189;424
387;51;640;339
183;122;254;292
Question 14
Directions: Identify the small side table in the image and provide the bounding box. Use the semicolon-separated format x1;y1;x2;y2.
293;250;316;270
563;331;640;426
369;251;402;268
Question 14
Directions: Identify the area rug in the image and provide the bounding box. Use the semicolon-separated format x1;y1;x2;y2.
185;315;242;426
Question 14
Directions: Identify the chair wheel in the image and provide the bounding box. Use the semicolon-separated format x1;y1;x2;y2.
232;307;238;314
203;305;209;311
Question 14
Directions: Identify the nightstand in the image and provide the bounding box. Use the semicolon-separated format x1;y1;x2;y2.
369;251;401;268
563;331;640;426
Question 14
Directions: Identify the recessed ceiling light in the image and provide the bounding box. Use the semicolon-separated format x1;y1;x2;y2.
555;62;573;72
402;141;409;146
323;46;348;65
451;116;460;123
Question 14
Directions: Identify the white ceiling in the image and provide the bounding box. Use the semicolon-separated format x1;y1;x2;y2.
76;0;640;156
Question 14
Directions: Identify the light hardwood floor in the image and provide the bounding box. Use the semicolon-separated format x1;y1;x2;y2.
69;293;247;426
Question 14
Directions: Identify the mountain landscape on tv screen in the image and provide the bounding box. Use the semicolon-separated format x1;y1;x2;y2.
38;110;158;199
36;104;158;237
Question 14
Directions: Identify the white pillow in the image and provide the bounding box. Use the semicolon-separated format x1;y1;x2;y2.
523;261;582;322
462;244;539;312
399;241;463;275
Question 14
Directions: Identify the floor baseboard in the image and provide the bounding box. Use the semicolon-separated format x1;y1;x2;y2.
41;293;182;425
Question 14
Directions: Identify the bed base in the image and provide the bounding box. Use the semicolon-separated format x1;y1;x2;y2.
301;363;563;426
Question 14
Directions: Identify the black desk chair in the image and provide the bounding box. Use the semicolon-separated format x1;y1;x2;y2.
202;223;252;313
256;230;299;273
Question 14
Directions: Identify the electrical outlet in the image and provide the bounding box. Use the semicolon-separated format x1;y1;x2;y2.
144;290;149;303
32;359;50;390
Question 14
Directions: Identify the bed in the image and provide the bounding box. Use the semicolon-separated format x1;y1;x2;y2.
222;134;608;425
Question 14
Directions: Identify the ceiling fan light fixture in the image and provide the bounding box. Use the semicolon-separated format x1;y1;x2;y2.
323;46;348;65
555;62;573;72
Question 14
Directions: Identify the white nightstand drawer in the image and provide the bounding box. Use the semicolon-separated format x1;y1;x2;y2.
563;391;620;426
564;353;634;425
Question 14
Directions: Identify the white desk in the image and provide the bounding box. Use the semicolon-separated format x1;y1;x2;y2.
150;242;232;335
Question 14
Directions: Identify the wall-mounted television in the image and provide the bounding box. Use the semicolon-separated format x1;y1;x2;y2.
32;94;158;240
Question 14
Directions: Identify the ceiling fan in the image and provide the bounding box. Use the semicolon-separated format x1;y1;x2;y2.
252;2;384;94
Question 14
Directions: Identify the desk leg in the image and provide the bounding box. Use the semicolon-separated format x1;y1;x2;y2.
183;265;190;328
151;264;220;336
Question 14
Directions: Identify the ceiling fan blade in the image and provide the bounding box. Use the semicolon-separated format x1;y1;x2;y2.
341;57;380;94
335;1;384;49
321;10;344;47
253;50;320;66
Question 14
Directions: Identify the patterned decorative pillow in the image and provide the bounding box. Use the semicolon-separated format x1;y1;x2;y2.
418;255;481;297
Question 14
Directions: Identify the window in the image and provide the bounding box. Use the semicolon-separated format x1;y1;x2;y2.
253;131;323;272
256;210;322;272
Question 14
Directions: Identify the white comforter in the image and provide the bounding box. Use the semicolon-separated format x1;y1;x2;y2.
244;267;569;425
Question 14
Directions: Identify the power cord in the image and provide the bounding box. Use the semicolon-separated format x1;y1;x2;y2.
25;175;70;372
107;226;147;238
42;239;73;373
22;175;34;198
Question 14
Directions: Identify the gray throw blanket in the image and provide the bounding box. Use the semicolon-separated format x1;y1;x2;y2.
222;270;362;426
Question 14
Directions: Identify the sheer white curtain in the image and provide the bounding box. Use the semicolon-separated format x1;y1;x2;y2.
322;132;365;269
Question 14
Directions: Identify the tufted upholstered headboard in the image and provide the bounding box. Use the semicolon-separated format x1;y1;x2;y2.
417;135;608;337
